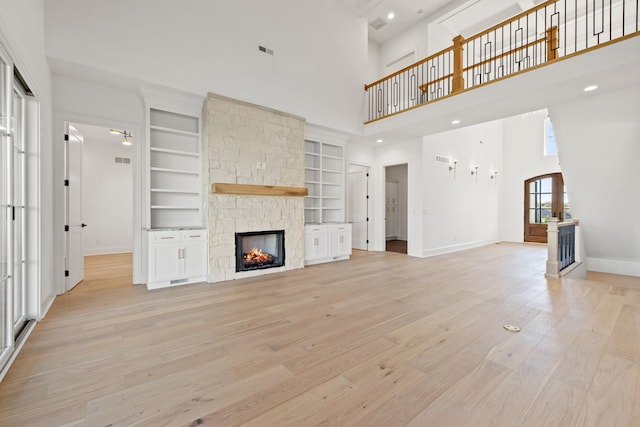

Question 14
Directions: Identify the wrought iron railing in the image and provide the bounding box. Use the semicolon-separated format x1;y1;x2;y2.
558;222;576;271
365;0;640;123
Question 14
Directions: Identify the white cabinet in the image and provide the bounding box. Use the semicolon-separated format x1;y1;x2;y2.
305;225;329;262
147;229;208;289
330;224;352;257
304;140;345;224
304;224;352;265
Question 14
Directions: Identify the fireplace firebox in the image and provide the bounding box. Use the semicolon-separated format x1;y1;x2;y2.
235;230;285;272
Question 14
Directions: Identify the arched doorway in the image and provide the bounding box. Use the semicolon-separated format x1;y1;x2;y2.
524;173;570;243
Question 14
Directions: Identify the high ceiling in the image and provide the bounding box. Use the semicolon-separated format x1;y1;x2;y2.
340;0;544;44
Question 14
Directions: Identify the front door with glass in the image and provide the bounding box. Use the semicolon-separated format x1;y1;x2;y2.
524;172;570;243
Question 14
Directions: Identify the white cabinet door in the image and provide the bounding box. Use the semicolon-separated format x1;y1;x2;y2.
182;240;208;278
330;224;352;257
149;244;181;282
305;226;329;261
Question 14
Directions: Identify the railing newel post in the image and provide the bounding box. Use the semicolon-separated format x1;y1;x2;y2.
452;35;465;93
546;25;559;60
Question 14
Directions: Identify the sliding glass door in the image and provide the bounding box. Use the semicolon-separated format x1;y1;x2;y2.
12;85;27;336
0;46;12;370
0;46;28;374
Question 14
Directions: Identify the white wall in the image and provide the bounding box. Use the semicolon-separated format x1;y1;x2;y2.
427;22;458;55
45;0;368;134
500;109;561;242
549;85;640;276
0;0;54;318
81;138;134;255
422;120;503;257
379;20;428;73
368;41;383;82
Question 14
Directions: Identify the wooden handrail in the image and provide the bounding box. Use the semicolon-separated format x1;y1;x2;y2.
464;0;557;44
418;73;454;92
364;45;454;90
462;38;546;72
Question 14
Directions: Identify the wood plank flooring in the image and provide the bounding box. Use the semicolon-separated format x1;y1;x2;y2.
1;244;640;426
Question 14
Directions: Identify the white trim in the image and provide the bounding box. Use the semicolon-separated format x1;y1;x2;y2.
586;257;640;277
84;247;134;256
385;48;418;75
139;86;205;117
422;240;499;258
305;122;351;147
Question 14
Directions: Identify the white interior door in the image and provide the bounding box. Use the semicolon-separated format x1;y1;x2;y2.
347;165;369;250
65;124;84;291
385;181;399;240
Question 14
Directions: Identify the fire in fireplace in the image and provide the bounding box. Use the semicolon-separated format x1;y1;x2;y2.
235;230;285;272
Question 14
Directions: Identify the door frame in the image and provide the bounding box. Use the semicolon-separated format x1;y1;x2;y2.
54;112;143;294
383;163;408;249
346;162;370;251
63;123;85;291
524;172;565;243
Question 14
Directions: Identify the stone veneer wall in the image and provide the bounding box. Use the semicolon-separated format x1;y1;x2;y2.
204;93;306;283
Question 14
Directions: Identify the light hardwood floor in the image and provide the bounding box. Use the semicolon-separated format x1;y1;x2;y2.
1;244;640;426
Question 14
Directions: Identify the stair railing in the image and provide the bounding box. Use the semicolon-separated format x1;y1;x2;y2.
365;0;640;123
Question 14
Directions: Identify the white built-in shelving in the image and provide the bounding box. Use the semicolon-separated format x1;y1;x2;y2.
149;108;202;229
304;140;345;224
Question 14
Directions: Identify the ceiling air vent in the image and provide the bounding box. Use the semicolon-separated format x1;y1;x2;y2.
369;18;387;30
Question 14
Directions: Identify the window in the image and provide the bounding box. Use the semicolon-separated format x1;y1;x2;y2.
544;117;557;156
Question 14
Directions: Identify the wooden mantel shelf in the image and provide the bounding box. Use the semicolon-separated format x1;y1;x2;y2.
211;183;308;197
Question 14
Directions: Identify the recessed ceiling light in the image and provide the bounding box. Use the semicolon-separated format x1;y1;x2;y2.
387;12;395;20
451;119;461;125
584;85;598;92
376;139;383;143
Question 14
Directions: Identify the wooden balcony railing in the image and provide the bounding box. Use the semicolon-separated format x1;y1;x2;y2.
365;0;640;123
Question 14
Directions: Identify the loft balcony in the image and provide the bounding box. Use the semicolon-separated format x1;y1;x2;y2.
364;0;640;124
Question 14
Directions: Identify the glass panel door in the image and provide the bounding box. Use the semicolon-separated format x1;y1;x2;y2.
524;173;567;243
12;86;26;332
0;48;12;370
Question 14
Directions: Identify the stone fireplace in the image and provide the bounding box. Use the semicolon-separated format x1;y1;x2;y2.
203;93;305;283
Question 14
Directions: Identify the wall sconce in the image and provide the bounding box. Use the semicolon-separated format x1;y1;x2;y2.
449;160;458;179
110;129;133;146
470;165;479;182
490;170;498;184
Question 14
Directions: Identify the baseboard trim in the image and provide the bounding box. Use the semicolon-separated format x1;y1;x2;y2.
586;257;640;277
422;240;498;258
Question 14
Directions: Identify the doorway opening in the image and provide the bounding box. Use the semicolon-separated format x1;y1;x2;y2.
385;164;408;254
524;172;570;243
347;163;369;251
64;122;135;291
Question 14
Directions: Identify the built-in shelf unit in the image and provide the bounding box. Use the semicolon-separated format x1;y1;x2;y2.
304;140;345;224
149;108;202;229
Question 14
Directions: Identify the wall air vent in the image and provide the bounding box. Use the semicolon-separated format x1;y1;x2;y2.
434;155;451;165
258;45;274;55
115;157;131;164
369;18;387;30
